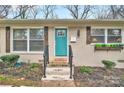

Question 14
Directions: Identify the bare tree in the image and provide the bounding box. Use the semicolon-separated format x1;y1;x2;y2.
27;6;40;19
0;5;11;19
110;5;124;19
94;5;124;19
118;6;124;18
109;5;120;19
40;5;57;19
11;5;39;19
93;6;111;19
65;5;92;19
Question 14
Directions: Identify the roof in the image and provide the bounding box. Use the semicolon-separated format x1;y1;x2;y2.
0;19;124;27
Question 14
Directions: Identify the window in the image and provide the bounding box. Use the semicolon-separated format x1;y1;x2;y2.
107;29;121;43
91;28;122;44
12;28;44;52
29;29;44;51
91;29;105;43
13;29;27;51
57;30;66;37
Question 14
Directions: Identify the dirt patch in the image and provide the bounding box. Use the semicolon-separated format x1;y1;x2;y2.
74;66;124;87
0;63;43;81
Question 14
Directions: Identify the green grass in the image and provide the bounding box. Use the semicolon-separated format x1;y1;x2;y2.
80;66;93;74
0;75;42;87
30;63;40;69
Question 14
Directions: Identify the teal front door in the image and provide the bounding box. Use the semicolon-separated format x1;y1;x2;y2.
55;28;67;56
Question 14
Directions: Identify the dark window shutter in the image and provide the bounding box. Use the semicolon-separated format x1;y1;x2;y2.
86;26;91;44
44;26;48;46
6;26;10;53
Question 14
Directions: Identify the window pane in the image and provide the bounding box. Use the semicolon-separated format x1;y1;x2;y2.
57;30;66;37
30;29;44;39
108;29;121;36
13;29;27;39
30;40;43;51
13;40;27;51
91;29;105;36
91;36;105;43
108;36;122;43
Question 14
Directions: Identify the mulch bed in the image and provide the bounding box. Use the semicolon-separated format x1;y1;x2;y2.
0;62;43;81
1;63;124;87
74;66;124;87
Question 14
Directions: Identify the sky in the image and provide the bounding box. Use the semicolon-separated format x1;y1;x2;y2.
55;6;71;19
35;5;73;19
8;5;108;19
9;5;72;19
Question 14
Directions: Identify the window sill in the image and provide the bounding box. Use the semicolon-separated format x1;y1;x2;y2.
10;51;44;55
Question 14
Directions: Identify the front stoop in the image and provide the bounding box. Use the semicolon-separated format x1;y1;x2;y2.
42;67;74;80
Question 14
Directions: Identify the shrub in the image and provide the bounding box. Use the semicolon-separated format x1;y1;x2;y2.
0;54;20;66
30;63;39;69
102;60;116;69
80;66;93;74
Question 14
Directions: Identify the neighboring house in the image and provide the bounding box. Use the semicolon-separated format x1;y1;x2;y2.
0;19;124;68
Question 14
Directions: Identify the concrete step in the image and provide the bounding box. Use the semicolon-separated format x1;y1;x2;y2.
42;75;73;80
46;67;70;75
42;80;76;87
42;65;74;80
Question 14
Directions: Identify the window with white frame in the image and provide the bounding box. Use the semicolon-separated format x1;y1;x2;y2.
13;28;44;52
29;29;44;51
107;29;121;43
91;28;122;44
91;29;105;43
13;29;27;51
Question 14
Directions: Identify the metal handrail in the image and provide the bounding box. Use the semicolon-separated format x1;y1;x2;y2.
69;45;73;79
43;45;49;78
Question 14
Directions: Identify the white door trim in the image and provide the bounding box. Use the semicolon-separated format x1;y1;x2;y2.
54;27;69;58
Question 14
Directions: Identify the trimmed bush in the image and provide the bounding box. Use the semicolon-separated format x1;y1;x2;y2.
80;66;93;74
102;60;116;69
0;54;20;66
